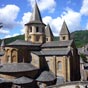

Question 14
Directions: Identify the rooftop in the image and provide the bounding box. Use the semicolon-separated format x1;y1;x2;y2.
42;40;73;48
0;63;38;73
12;76;33;84
36;71;56;82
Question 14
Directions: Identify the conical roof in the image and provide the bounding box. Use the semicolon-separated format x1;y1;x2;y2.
60;21;70;35
36;71;56;82
29;2;42;23
45;24;53;37
1;40;5;47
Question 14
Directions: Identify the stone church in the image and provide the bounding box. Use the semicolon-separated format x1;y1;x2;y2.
0;2;80;88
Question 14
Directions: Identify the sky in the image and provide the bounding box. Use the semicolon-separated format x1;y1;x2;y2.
0;0;88;39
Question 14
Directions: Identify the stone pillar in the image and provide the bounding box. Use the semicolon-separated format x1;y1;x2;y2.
67;57;70;81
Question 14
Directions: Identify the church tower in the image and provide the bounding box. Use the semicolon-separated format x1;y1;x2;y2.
0;40;5;51
25;2;46;43
59;21;70;41
45;24;54;42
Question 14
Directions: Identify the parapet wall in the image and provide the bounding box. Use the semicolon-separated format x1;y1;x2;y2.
47;81;88;88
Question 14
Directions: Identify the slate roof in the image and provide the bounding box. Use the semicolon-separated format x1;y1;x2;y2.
0;51;4;56
78;48;88;55
12;76;33;84
42;40;73;48
45;24;53;37
1;40;5;47
6;40;41;47
32;48;70;56
0;63;38;73
0;78;7;83
60;21;70;35
25;2;45;25
36;71;56;82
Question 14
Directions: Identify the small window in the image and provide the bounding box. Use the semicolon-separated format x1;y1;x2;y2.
46;38;48;41
62;36;65;40
30;27;32;32
58;61;62;71
36;27;39;32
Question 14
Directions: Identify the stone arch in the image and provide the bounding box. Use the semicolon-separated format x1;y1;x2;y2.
6;49;11;63
11;49;17;63
57;61;62;71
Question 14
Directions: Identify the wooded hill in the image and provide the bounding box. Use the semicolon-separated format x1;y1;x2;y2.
0;30;88;48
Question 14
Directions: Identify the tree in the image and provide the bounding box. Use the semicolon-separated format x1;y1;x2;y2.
80;53;88;63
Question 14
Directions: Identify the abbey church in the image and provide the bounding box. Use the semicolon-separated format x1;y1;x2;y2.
0;2;80;88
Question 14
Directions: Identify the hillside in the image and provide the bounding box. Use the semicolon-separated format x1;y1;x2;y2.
0;30;88;47
71;30;88;47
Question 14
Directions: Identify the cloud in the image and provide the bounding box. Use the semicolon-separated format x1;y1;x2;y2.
4;33;19;38
42;8;81;36
28;0;56;12
21;12;32;26
0;5;20;30
20;12;32;34
0;28;10;34
80;0;88;16
61;8;82;31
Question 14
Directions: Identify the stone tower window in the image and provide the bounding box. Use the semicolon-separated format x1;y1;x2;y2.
30;27;32;32
58;61;62;71
42;27;44;33
46;38;48;41
36;27;39;32
62;36;65;40
7;56;11;63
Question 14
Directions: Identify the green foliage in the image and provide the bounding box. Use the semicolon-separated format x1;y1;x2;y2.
71;30;88;47
80;53;88;63
0;34;24;45
0;30;88;48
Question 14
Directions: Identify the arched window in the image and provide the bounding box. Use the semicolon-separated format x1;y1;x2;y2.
58;61;62;71
7;55;11;63
62;36;65;40
30;27;32;32
36;26;39;32
11;49;17;63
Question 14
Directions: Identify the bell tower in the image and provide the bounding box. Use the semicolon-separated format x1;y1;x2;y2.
59;21;70;41
25;2;46;43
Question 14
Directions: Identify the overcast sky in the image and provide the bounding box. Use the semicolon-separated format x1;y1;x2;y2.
0;0;88;39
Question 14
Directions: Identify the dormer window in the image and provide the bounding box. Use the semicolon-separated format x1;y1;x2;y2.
36;27;39;32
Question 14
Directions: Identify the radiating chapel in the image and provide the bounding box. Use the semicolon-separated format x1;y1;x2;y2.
0;2;80;88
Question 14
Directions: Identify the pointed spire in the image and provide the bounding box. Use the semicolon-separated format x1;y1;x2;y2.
1;40;5;51
1;40;5;47
29;1;43;23
45;24;53;37
60;21;70;35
